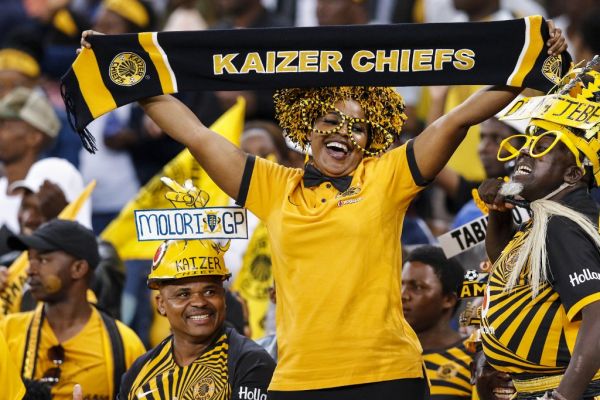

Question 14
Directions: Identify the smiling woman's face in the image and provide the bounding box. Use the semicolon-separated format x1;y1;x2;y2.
309;99;368;178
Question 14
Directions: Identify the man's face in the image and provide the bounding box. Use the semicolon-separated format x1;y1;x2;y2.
478;119;514;178
401;261;454;333
27;248;75;303
511;136;578;201
157;276;226;345
18;191;45;235
0;119;35;164
472;351;515;400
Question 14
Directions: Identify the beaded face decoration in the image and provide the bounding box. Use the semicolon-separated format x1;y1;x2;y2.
300;98;394;156
273;86;407;156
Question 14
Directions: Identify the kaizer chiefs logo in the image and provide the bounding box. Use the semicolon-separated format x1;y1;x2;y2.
109;52;146;86
203;211;222;233
437;362;458;380
191;377;216;400
542;55;562;85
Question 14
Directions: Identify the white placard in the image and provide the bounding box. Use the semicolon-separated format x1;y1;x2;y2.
439;215;489;259
134;207;248;241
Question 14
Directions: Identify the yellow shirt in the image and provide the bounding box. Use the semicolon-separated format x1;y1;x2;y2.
0;330;26;400
239;141;427;390
1;306;146;400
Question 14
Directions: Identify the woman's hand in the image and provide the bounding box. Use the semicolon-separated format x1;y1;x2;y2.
77;30;104;54
478;178;514;212
546;19;567;56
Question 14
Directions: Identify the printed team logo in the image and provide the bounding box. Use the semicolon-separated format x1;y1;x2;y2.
203;211;222;233
109;52;146;86
191;377;216;400
152;241;168;270
336;186;361;199
541;55;562;85
437;362;458;380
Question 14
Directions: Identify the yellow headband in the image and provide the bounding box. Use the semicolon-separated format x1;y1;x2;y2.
103;0;149;28
0;49;40;78
501;94;600;133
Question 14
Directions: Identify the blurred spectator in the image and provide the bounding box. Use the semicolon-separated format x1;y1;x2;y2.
402;245;474;399
163;0;209;30
80;0;157;234
255;284;277;361
12;157;92;234
0;87;59;246
572;7;600;63
188;0;291;125
552;0;599;52
0;28;43;98
1;219;145;400
316;0;369;25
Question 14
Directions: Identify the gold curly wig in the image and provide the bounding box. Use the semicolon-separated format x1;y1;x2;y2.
274;86;407;155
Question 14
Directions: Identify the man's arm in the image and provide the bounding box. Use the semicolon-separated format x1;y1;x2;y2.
477;178;517;262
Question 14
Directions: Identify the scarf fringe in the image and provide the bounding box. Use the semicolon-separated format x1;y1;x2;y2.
60;81;97;154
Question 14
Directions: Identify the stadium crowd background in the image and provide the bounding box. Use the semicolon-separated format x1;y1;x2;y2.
0;0;599;399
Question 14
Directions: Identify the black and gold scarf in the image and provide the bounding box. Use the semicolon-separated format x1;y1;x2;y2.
61;16;570;152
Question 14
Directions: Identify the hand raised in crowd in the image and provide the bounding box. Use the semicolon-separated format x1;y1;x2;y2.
545;19;567;55
477;178;515;212
37;180;69;220
77;30;104;54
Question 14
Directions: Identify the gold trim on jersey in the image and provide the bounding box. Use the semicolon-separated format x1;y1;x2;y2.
513;370;600;394
128;333;231;400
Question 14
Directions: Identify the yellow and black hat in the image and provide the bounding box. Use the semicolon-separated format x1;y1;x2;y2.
499;56;600;184
148;239;231;289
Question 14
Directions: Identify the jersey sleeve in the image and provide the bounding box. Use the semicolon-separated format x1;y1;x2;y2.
236;155;298;221
230;348;276;400
547;216;600;321
376;140;430;207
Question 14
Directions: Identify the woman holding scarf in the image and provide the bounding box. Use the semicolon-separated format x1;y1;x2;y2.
81;23;566;400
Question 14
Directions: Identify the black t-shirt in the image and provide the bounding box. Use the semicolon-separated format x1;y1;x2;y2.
118;326;275;400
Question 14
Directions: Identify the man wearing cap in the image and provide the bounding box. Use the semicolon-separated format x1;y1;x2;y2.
0;219;145;400
0;87;60;244
118;239;275;400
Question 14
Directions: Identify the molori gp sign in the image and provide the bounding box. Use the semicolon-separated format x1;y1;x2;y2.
134;207;248;241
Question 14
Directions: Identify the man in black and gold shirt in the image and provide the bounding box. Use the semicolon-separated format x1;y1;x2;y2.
402;245;475;399
478;65;600;400
118;239;275;400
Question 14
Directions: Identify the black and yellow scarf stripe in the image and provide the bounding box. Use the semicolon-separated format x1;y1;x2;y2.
60;16;570;153
128;334;231;400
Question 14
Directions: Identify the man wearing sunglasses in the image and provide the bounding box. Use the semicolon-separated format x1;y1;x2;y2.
0;219;146;400
476;67;600;400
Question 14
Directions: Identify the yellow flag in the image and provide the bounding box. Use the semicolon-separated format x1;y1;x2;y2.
232;222;273;339
0;180;97;317
101;97;246;259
